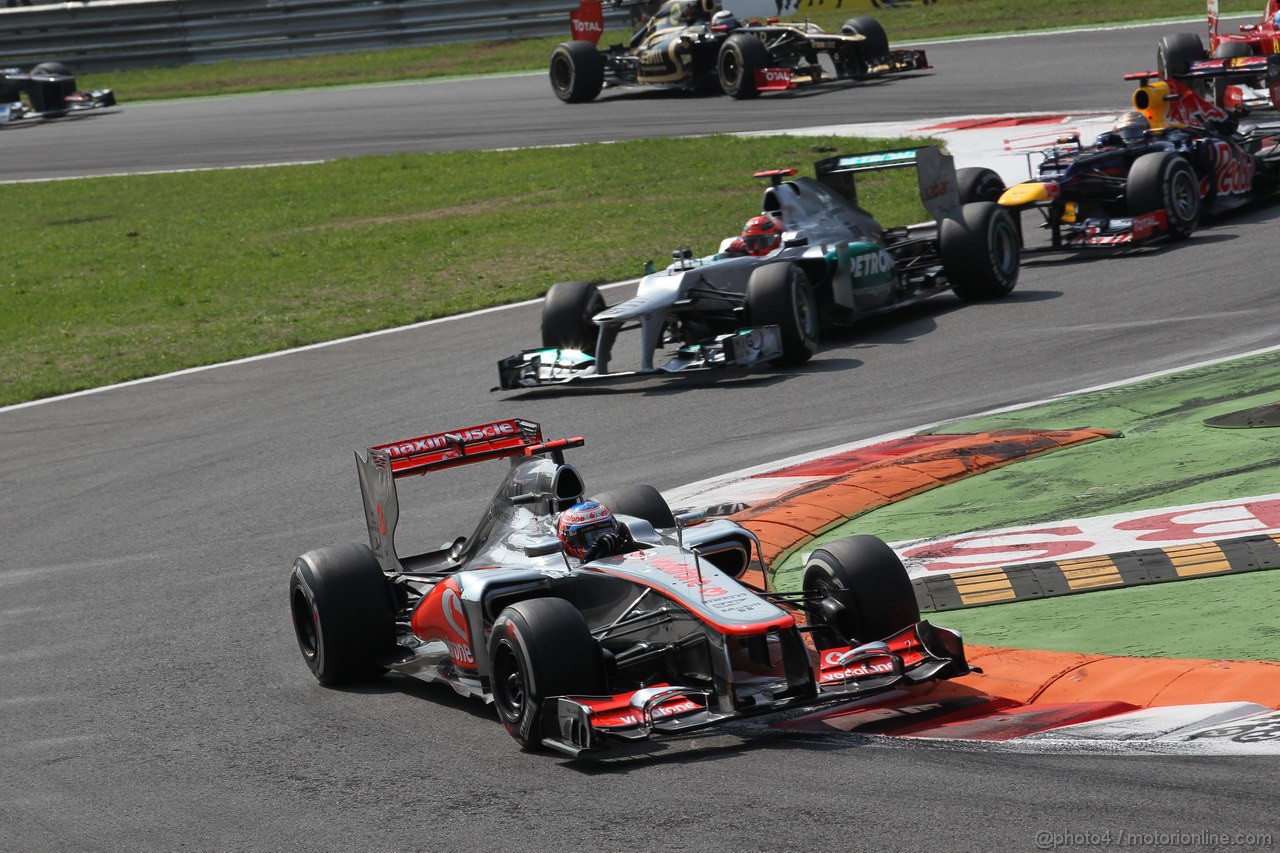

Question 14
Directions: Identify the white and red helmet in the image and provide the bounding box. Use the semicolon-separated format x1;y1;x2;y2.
556;500;619;560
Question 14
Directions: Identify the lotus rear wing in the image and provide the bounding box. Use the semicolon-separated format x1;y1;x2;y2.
355;417;585;572
813;146;961;221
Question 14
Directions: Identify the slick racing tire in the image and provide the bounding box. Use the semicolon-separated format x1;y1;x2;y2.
1127;151;1200;242
541;280;605;354
1157;32;1206;77
289;543;396;686
589;483;675;529
490;598;607;749
939;201;1020;301
840;17;889;61
802;535;919;650
1215;41;1254;59
30;61;70;77
549;41;605;103
718;32;770;99
956;167;1007;205
745;263;819;367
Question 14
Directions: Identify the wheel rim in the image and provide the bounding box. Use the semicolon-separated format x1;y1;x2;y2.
492;643;526;720
290;587;319;661
551;55;572;94
722;50;742;87
1170;169;1199;224
793;278;818;340
992;219;1019;276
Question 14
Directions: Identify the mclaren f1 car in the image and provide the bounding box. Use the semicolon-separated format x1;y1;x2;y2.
974;66;1280;250
550;0;929;102
1;61;116;125
496;146;1020;390
288;418;973;756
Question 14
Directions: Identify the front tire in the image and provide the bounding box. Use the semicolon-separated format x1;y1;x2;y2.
840;17;889;60
940;201;1020;301
803;535;919;650
1157;32;1206;76
549;41;605;103
289;543;396;686
1127;151;1200;241
489;598;606;749
745;263;819;366
541;280;605;354
718;32;770;99
956;167;1006;205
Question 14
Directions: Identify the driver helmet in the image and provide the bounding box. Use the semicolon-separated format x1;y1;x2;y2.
557;501;619;560
681;0;717;22
1113;110;1150;143
711;9;739;30
740;215;784;256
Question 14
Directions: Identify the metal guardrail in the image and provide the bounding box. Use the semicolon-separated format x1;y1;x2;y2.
0;0;633;72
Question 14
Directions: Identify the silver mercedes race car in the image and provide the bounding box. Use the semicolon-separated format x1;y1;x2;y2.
497;146;1020;390
288;418;973;756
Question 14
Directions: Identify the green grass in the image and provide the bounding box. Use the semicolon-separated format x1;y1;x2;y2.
0;134;929;406
933;571;1280;660
78;0;1262;102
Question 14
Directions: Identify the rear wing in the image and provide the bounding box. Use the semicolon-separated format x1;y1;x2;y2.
1155;53;1280;84
355;418;585;572
813;146;960;221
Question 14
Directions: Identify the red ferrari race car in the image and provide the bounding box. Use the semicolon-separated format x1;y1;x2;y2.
288;418;973;756
1;61;116;125
1156;0;1280;111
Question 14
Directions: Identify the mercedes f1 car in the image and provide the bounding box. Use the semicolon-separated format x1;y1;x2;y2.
980;67;1280;250
550;0;929;102
288;418;973;756
496;146;1019;389
1;62;116;125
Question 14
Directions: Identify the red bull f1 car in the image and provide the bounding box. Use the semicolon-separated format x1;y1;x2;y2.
979;67;1280;250
550;0;928;102
288;418;973;756
496;146;1019;389
1;62;116;125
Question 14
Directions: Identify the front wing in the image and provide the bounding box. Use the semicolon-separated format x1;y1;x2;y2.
495;326;783;390
539;620;972;757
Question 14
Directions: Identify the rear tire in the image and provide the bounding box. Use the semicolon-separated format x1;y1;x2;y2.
1127;151;1200;241
589;484;675;528
289;543;396;686
549;41;605;103
541;280;604;354
30;61;70;77
803;535;919;650
1157;32;1206;76
840;17;889;60
745;263;819;366
718;32;770;99
490;598;606;749
940;202;1020;301
956;167;1006;204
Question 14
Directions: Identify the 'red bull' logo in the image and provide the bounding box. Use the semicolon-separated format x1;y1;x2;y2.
570;0;604;45
1209;140;1255;196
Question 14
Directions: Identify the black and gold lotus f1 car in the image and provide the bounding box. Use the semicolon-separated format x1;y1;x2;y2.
550;0;929;102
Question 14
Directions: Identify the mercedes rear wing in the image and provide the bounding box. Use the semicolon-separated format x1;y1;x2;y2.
355;418;585;572
813;146;961;221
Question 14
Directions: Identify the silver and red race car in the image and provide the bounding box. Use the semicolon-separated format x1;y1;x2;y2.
288;418;972;756
1;61;116;125
551;0;928;102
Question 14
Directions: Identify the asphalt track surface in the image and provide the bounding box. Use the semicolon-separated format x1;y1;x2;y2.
4;20;1279;853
